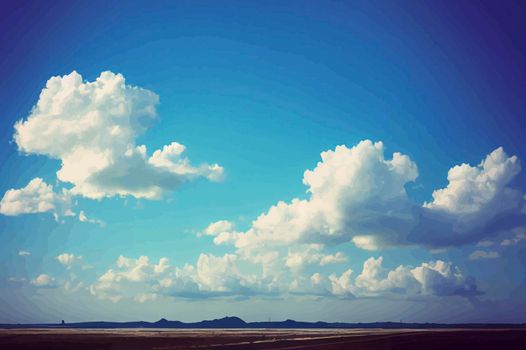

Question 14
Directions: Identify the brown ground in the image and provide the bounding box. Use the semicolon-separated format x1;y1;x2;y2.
0;328;525;350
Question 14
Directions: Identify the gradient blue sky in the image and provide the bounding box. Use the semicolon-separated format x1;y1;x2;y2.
1;0;526;323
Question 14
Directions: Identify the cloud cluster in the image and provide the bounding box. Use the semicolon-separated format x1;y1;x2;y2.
209;141;524;251
227;141;418;252
89;254;263;302
2;71;223;219
200;220;243;245
3;75;523;307
324;257;478;297
0;178;72;218
415;147;525;246
56;253;83;269
88;252;478;302
424;147;520;215
189;141;521;304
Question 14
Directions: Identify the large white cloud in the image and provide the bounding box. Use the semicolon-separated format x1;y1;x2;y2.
424;147;520;215
206;141;524;251
12;71;223;200
232;140;418;252
410;260;479;296
0;178;72;218
328;257;479;297
413;147;525;246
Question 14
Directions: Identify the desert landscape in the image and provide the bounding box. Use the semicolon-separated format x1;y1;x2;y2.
1;328;526;350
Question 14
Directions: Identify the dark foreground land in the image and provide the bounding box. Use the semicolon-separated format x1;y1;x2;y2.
1;328;525;350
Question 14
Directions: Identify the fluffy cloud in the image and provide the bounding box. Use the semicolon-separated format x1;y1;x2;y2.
231;140;418;252
424;147;520;215
31;274;57;288
0;178;71;217
87;251;478;302
90;254;261;302
90;255;166;302
56;253;83;268
410;260;479;296
11;71;222;200
285;245;324;270
349;257;479;297
18;250;31;257
415;147;525;246
202;220;234;236
206;141;524;251
200;220;243;245
78;210;105;227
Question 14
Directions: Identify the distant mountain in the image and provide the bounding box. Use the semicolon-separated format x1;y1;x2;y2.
1;316;525;329
151;316;246;329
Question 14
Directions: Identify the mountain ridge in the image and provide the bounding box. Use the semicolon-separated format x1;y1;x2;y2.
2;316;526;329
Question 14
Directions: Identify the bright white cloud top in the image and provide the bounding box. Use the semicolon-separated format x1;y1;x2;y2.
0;178;72;217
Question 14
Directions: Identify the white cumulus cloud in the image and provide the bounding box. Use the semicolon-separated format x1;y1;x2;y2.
56;253;83;268
209;141;524;251
349;257;479;297
11;71;222;201
86;250;479;302
424;147;520;215
415;147;525;246
0;178;71;217
202;220;234;236
31;274;57;288
89;253;262;302
231;140;418;252
78;210;105;227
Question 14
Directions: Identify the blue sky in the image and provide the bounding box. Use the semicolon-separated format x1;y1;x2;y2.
1;0;526;323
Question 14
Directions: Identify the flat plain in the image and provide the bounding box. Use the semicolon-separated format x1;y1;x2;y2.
1;328;525;349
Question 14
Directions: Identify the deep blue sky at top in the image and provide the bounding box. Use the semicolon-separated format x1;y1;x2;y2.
2;0;526;187
0;0;526;322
